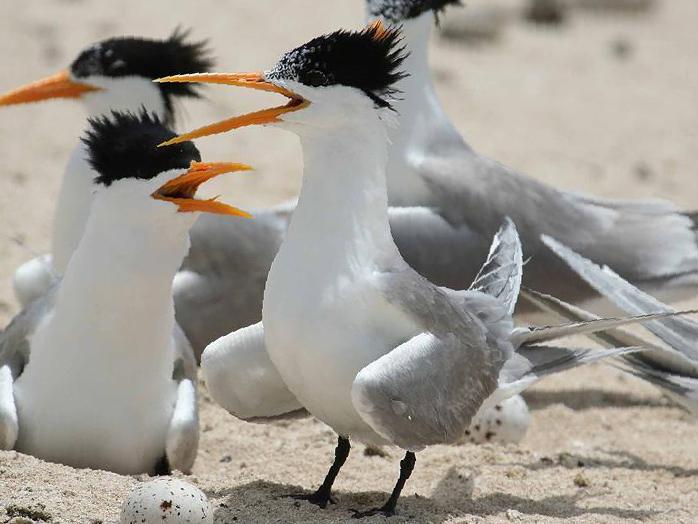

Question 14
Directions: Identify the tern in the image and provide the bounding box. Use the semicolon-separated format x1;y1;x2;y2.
0;28;214;308
0;110;250;474
0;31;504;360
531;237;698;416
158;25;688;515
364;0;698;303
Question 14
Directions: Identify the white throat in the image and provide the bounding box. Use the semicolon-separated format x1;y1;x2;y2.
51;78;167;274
14;186;191;473
279;111;400;276
384;12;465;205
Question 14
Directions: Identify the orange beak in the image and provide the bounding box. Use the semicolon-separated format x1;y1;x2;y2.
154;72;309;147
152;161;253;217
0;70;101;106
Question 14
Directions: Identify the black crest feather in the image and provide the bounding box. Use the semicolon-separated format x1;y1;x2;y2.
266;24;408;109
367;0;463;23
83;109;200;187
70;27;214;123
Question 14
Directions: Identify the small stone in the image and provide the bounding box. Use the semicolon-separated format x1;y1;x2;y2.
559;452;585;468
611;38;633;60
506;508;525;520
364;445;388;458
574;473;590;487
634;161;653;181
219;454;232;463
525;0;567;25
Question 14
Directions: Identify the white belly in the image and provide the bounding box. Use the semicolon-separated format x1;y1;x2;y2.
263;267;417;445
14;356;176;475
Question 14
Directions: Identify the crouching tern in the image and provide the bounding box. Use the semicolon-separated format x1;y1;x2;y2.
158;25;689;515
531;237;698;416
0;111;251;474
0;30;508;361
364;0;698;303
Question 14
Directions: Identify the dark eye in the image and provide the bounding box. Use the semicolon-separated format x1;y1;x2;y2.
304;70;328;87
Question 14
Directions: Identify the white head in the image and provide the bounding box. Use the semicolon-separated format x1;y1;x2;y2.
155;24;408;144
0;28;213;124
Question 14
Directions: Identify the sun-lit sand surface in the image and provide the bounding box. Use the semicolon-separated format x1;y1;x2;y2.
0;0;697;522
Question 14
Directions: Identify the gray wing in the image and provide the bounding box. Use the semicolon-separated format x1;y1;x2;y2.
174;208;289;359
469;217;522;315
0;284;57;379
352;331;502;451
543;236;698;372
201;321;304;421
358;257;516;450
388;206;487;290
0;284;57;450
165;323;199;474
418;146;698;302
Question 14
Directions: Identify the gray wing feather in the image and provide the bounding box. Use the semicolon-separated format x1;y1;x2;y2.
352;332;498;451
543;235;698;362
419;147;698;301
0;284;57;378
510;309;696;347
469;218;522;315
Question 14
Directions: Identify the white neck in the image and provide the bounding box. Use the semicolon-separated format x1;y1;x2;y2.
39;189;191;374
385;12;466;205
281;112;400;275
51;81;167;274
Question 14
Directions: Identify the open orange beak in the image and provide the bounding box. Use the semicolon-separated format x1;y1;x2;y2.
0;70;101;106
152;161;253;217
154;72;309;147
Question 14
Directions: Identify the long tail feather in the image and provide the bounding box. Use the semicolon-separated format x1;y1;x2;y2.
542;235;698;361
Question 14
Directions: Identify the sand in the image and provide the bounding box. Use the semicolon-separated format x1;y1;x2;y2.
0;0;697;522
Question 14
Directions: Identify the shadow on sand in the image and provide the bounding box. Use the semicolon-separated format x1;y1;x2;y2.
523;387;668;411
205;466;661;523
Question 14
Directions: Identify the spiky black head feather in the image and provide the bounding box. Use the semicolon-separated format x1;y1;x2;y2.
266;24;408;109
70;28;214;123
83;109;200;187
367;0;463;23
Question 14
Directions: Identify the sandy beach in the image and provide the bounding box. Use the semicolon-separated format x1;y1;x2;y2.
0;0;697;522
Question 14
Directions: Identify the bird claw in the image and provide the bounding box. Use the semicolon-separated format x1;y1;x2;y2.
351;506;395;519
289;490;337;508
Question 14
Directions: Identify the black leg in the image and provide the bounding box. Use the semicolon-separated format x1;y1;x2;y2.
292;436;351;508
352;451;416;518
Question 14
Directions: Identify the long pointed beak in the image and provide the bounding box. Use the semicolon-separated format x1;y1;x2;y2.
154;72;309;147
152;161;254;217
0;70;101;106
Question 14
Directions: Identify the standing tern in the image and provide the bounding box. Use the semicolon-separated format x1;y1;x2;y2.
0;110;250;474
533;237;698;416
158;25;687;515
0;31;502;360
365;0;698;302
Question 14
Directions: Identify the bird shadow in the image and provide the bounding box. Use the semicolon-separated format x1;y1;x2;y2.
204;466;661;523
518;449;698;478
523;387;668;411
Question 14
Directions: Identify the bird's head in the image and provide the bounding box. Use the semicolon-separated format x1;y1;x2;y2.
366;0;463;25
0;28;213;125
156;23;407;145
83;110;251;225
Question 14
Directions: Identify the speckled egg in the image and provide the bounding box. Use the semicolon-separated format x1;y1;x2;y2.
120;478;213;524
464;394;531;445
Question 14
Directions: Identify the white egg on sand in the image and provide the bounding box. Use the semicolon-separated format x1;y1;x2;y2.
120;478;213;524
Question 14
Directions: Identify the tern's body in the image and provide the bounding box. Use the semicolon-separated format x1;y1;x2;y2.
264;116;418;444
377;11;698;301
14;188;186;472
